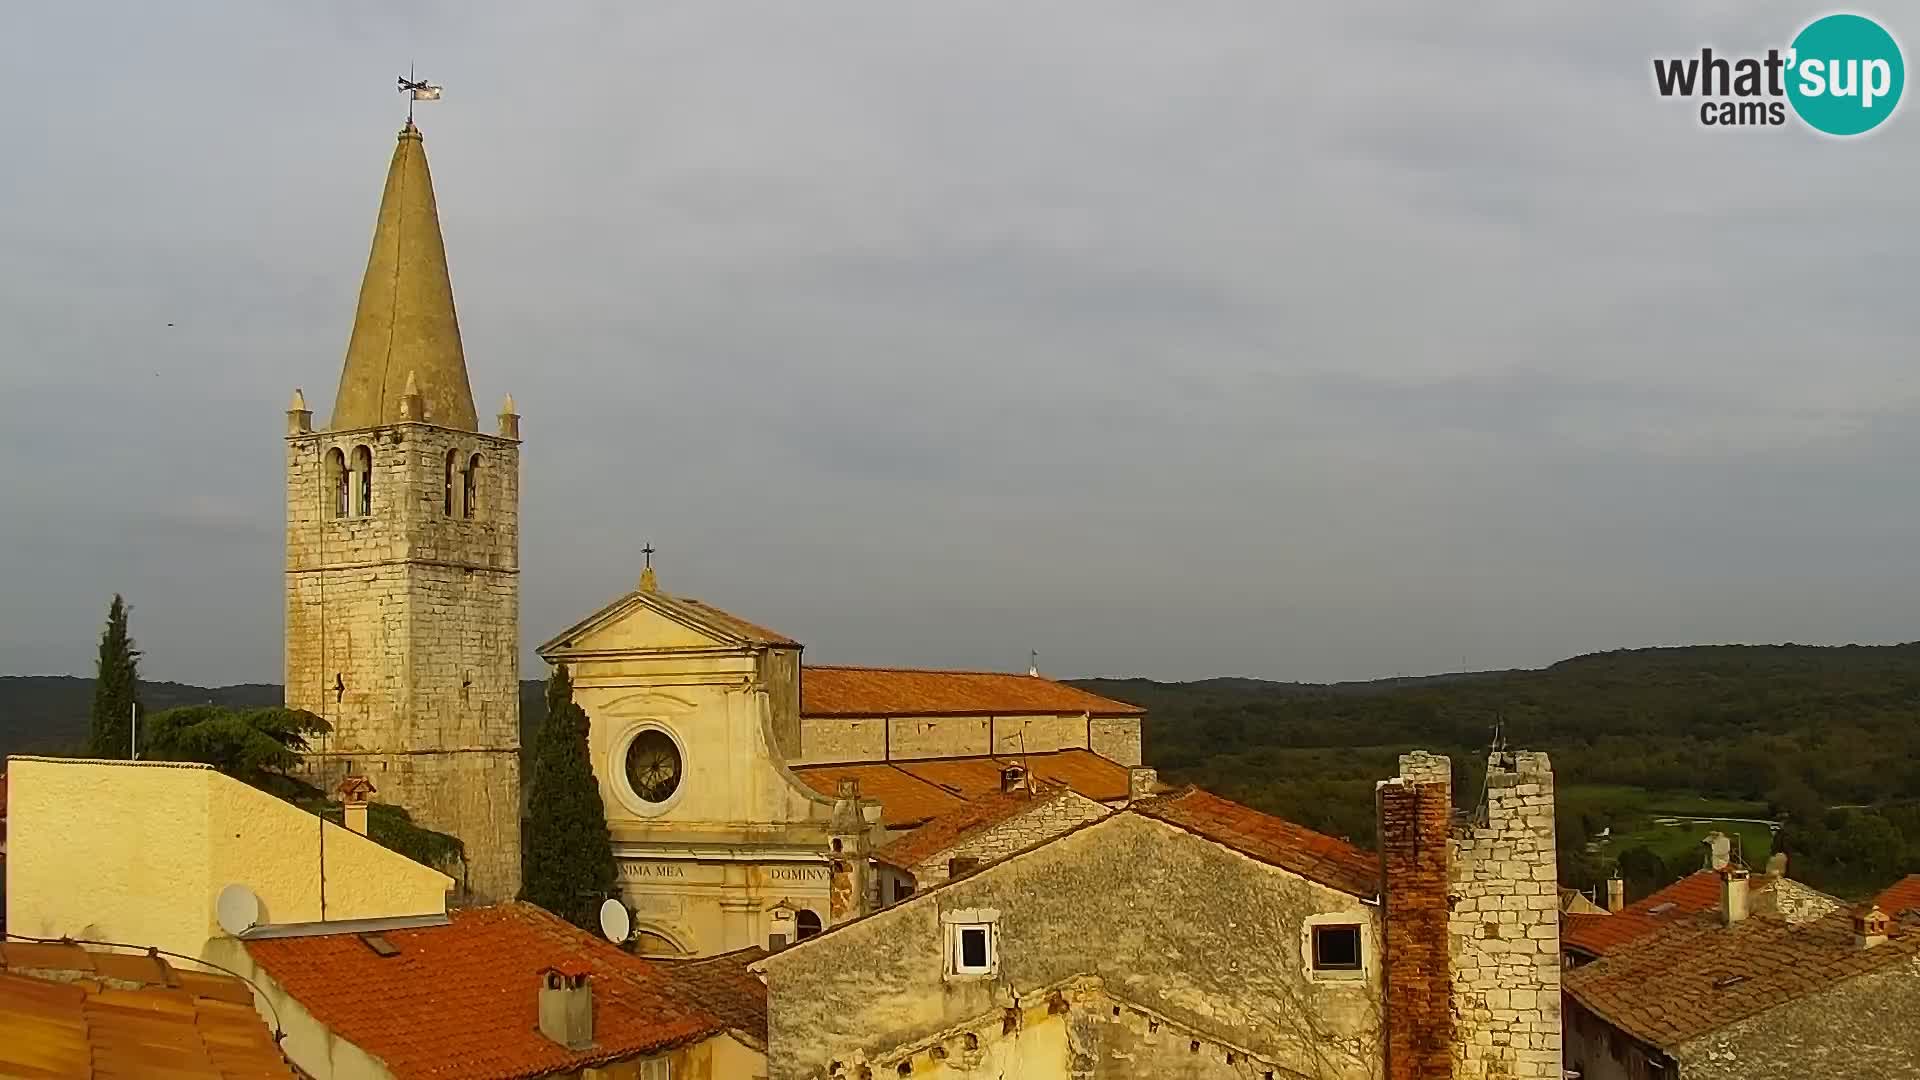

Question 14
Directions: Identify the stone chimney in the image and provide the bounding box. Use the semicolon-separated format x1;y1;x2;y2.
1126;766;1158;804
337;775;376;837
1605;876;1625;914
1765;852;1789;880
537;965;594;1051
1719;866;1750;926
1854;905;1890;950
1000;764;1029;794
1702;831;1732;871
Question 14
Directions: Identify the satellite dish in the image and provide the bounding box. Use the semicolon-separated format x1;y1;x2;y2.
599;898;632;945
216;884;262;937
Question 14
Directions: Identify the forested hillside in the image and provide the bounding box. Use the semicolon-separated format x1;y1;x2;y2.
1088;643;1920;900
9;643;1920;899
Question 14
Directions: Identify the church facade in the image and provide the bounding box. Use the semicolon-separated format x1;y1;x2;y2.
283;120;523;903
541;572;1148;958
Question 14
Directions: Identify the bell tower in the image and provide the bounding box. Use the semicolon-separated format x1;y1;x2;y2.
284;120;522;902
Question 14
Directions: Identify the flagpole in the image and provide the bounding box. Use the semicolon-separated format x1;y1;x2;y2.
130;700;138;761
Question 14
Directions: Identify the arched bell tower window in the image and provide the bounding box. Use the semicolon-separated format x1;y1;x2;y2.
351;445;373;518
444;450;459;516
464;454;481;519
326;448;348;519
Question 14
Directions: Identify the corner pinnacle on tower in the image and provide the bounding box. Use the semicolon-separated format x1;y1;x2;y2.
330;120;478;431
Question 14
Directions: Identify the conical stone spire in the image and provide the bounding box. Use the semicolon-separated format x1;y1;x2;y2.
329;120;478;431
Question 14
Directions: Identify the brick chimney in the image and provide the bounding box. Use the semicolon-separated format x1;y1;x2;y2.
1605;876;1625;914
537;965;594;1051
1719;866;1750;926
1126;766;1158;804
1377;752;1452;1080
337;775;376;837
1854;905;1890;950
1702;831;1732;871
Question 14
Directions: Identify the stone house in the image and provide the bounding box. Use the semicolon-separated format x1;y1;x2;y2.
1562;873;1920;1080
754;750;1564;1080
1562;848;1841;969
871;772;1120;903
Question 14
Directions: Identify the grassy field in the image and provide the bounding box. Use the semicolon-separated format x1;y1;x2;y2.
1560;783;1776;866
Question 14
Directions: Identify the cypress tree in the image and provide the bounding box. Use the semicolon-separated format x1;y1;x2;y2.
87;594;142;759
521;662;617;931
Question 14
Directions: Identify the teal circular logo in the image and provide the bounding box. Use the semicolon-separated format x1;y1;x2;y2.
1787;14;1905;135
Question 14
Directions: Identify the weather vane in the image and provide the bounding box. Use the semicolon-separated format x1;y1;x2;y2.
397;64;442;122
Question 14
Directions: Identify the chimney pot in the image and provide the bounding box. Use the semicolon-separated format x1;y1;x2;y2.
1605;876;1625;914
537;966;594;1050
1703;832;1733;871
1766;852;1789;880
1000;764;1028;794
1854;904;1890;949
1719;866;1750;926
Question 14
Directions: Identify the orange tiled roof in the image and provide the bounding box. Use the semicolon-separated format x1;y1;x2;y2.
1563;908;1920;1050
1135;787;1380;898
1563;871;1763;957
792;750;1133;827
0;940;295;1079
654;947;769;1048
801;666;1145;718
874;784;1073;870
245;903;730;1080
1875;874;1920;917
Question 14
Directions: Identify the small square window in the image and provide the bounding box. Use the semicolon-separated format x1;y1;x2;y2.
1312;924;1362;971
950;922;995;976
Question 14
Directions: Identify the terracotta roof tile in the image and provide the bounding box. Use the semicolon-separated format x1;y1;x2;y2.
245;902;730;1080
1563;909;1920;1049
1875;874;1920;917
873;784;1074;870
666;595;798;647
1134;787;1379;898
653;947;768;1047
801;666;1144;718
1562;871;1785;957
792;750;1132;827
0;943;294;1079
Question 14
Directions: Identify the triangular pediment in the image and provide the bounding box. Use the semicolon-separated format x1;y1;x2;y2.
539;588;799;658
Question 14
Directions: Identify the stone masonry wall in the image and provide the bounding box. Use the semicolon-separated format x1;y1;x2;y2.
285;420;522;903
909;789;1112;885
1448;751;1561;1080
1089;717;1143;767
1379;755;1454;1080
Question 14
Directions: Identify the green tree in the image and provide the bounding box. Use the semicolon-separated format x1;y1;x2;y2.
87;594;142;758
521;663;617;931
139;705;331;787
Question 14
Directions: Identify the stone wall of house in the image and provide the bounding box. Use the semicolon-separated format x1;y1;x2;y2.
909;790;1112;885
285;421;522;903
1089;718;1143;767
1676;956;1920;1080
762;812;1383;1080
1448;751;1562;1080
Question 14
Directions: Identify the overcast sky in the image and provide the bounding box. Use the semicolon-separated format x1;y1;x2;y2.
1;2;1915;686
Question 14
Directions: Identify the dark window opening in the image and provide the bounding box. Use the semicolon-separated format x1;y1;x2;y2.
1312;924;1362;971
796;909;823;939
959;926;989;969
